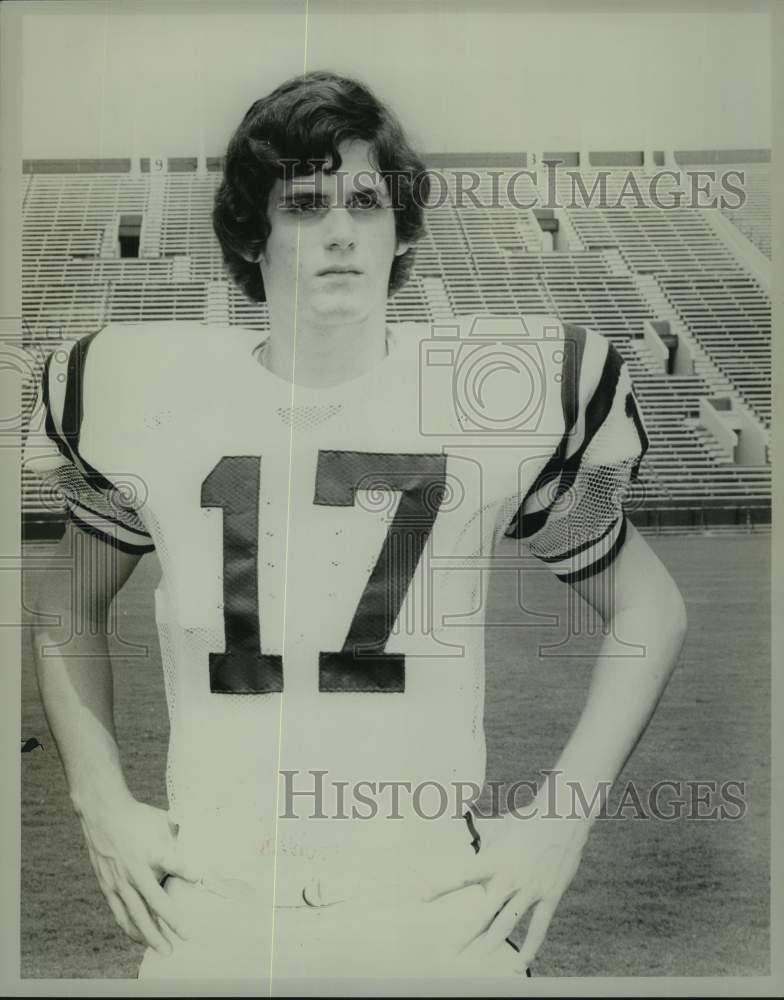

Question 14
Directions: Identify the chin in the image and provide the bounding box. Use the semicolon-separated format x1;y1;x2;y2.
311;297;370;324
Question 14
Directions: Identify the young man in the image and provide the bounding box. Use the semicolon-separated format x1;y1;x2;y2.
27;71;687;984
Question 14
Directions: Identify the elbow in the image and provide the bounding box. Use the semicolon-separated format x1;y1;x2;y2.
671;588;688;644
29;591;59;623
28;575;64;626
615;568;687;655
28;586;59;669
661;575;688;650
643;552;688;646
28;583;53;637
28;579;74;649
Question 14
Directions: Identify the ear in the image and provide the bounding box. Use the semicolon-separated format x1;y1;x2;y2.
394;241;410;257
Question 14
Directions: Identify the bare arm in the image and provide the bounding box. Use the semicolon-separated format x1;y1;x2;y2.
30;521;142;814
536;520;688;818
30;522;194;954
428;522;687;970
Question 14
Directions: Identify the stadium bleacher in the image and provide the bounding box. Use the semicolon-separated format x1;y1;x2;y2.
20;155;771;534
689;160;771;260
657;272;771;429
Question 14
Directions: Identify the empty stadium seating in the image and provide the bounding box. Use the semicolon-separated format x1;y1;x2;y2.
657;272;771;428
690;161;771;260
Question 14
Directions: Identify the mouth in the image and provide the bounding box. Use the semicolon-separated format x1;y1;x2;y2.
316;267;363;276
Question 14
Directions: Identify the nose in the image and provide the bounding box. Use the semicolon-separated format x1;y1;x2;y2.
322;205;356;250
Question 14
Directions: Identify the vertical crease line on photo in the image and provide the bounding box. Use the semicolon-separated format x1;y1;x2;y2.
98;2;110;162
268;1;311;993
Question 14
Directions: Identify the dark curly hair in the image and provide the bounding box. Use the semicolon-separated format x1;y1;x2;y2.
213;70;430;304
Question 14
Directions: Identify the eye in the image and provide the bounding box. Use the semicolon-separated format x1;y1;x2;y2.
283;196;325;214
349;189;382;210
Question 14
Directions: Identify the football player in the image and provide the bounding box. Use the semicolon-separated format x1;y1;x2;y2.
27;70;687;984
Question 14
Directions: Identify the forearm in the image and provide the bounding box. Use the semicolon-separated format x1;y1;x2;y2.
534;593;687;826
31;617;131;815
31;583;186;957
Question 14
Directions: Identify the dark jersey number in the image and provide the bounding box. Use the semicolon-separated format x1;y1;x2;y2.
201;456;283;693
201;451;447;694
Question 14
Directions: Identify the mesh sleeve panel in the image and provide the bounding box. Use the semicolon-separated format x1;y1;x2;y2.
516;352;648;582
523;459;636;582
46;460;155;554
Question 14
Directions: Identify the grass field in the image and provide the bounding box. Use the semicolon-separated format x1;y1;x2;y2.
20;531;770;979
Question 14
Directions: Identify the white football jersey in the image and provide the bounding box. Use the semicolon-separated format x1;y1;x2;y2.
25;315;648;881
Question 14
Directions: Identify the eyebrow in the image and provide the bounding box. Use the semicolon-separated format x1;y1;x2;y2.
278;175;390;205
286;173;386;190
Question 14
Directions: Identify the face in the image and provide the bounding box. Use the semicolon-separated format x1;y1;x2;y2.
258;140;409;327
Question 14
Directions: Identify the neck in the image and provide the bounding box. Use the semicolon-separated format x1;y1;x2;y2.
260;312;389;388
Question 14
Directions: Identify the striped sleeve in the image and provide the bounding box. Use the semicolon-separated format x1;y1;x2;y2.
507;325;648;583
24;335;155;555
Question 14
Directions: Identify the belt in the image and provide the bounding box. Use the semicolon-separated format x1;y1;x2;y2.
163;812;481;909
